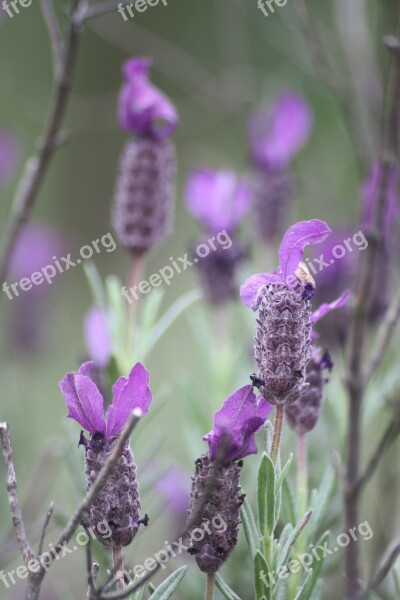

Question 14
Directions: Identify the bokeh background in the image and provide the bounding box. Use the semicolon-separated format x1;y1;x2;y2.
1;1;400;598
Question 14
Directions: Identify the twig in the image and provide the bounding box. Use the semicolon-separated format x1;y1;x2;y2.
352;417;400;497
38;502;54;556
0;423;34;566
40;0;64;79
365;288;400;381
360;541;400;598
85;529;97;598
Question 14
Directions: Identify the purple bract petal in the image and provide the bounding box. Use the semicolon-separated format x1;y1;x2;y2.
311;289;350;324
118;57;178;140
240;272;282;311
59;362;106;434
204;385;272;463
279;219;331;283
106;362;152;437
185;169;251;233
248;93;313;170
84;307;112;368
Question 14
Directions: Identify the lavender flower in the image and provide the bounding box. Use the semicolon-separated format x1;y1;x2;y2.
185;169;251;305
241;220;331;406
59;361;152;547
248;94;313;241
187;385;270;573
113;58;177;255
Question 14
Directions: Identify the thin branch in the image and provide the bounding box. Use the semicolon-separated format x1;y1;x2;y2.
0;423;35;566
361;541;400;598
84;0;132;21
40;0;64;79
38;502;54;556
352;417;400;497
85;528;97;598
365;288;400;381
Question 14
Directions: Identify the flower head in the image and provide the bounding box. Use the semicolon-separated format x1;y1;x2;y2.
118;57;178;140
59;361;152;437
240;219;332;311
248;93;313;170
204;385;271;463
186;169;251;234
84;307;112;368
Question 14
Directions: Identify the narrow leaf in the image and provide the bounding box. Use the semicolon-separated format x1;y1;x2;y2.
149;565;187;599
240;495;261;558
215;574;243;600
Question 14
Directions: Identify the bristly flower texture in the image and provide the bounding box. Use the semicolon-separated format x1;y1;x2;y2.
187;385;270;573
59;361;152;547
241;220;335;406
185;169;251;305
113;57;178;255
248;93;313;241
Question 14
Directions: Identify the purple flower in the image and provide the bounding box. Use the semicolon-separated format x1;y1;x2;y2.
59;361;152;437
240;219;331;310
0;130;19;187
118;57;178;140
84;307;112;368
186;169;251;234
204;385;271;463
311;289;350;326
361;162;398;235
248;93;313;170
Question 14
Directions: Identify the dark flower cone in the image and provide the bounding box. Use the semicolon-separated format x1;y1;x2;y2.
81;433;144;547
252;168;294;242
254;283;312;406
112;137;176;255
187;453;244;573
286;350;333;434
193;238;246;305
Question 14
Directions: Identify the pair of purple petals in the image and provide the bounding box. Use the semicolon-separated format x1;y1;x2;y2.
59;362;152;438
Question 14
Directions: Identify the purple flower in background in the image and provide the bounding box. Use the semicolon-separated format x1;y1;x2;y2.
118;57;178;140
59;361;152;437
0;130;19;187
248;93;313;170
9;222;63;283
156;465;190;529
84;307;112;368
186;169;251;234
204;385;271;463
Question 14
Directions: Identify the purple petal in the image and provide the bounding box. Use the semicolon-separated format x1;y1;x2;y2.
118;57;178;140
240;272;282;311
311;290;350;324
361;162;398;235
84;307;112;368
204;385;272;462
248;93;313;169
106;362;152;437
185;169;251;233
279;220;331;283
59;364;106;434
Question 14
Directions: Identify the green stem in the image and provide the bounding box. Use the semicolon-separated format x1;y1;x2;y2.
204;572;215;600
270;405;285;465
112;546;125;591
126;255;145;359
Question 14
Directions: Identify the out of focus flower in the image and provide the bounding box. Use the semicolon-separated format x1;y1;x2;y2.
113;57;177;256
84;306;112;368
0;129;19;187
247;93;313;241
118;57;178;140
187;384;268;574
59;361;152;547
186;169;251;234
156;465;190;529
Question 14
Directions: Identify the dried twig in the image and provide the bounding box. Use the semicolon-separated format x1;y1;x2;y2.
40;0;64;78
38;502;54;556
360;541;400;599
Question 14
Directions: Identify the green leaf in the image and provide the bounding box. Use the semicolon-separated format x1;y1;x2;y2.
301;531;331;600
277;511;312;568
257;453;276;536
215;574;242;600
275;453;293;494
392;565;400;595
264;421;274;455
307;467;335;543
149;565;187;599
281;478;296;527
83;261;107;312
254;550;272;600
240;495;261;559
133;586;144;600
293;568;313;600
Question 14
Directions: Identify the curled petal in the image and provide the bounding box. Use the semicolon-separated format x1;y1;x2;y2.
58;362;106;434
240;272;282;311
311;290;350;324
106;362;152;437
248;93;313;169
279;219;331;283
118;57;178;140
